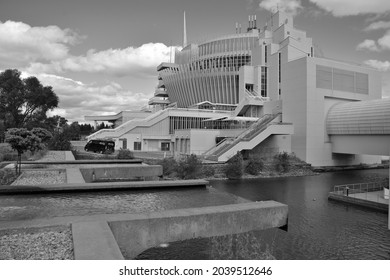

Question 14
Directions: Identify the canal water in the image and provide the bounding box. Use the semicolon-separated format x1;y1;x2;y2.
139;169;390;260
0;169;389;259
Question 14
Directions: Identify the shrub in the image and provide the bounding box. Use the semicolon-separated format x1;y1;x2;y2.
202;164;215;178
48;132;72;151
245;155;264;175
0;169;18;185
224;152;244;179
274;152;290;173
158;157;178;177
177;154;202;179
117;148;134;159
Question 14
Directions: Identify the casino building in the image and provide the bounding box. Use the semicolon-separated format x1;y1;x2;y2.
86;10;382;167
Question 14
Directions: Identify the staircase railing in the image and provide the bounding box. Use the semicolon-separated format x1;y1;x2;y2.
205;113;281;160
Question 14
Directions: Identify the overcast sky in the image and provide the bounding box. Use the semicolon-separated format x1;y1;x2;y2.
1;0;390;123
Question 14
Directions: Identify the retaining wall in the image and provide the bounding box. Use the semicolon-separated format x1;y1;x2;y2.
109;201;288;259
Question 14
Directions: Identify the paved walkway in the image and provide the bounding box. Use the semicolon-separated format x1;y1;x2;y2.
348;190;388;205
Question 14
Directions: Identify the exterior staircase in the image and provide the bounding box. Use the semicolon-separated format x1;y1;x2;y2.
204;113;293;162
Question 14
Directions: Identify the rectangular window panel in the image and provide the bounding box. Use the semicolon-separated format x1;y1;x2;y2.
333;68;355;92
355;72;369;94
161;142;170;151
316;65;332;90
134;142;141;151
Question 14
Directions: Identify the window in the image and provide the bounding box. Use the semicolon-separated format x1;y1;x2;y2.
316;65;368;94
278;52;281;83
133;141;141;151
161;142;170;151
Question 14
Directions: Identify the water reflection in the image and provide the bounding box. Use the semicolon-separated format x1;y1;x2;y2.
140;169;390;260
1;169;389;259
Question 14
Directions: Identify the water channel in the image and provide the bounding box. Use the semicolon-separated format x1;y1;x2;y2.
0;169;389;259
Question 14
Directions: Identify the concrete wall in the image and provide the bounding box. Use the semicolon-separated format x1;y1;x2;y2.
250;135;291;158
282;56;382;166
109;201;288;259
80;165;163;182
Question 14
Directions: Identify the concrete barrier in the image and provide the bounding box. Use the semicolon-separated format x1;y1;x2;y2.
72;221;124;260
328;193;388;212
80;165;163;182
0;179;209;194
109;201;288;259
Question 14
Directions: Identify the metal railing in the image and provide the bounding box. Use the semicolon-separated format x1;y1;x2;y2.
331;180;389;203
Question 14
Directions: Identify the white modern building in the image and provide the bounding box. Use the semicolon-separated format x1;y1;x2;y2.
86;10;385;167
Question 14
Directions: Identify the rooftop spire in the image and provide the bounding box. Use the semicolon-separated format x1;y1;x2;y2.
183;11;187;47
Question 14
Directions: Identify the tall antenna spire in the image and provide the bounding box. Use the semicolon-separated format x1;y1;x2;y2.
183;11;187;47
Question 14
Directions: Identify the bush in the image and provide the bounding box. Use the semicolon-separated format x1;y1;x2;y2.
245;155;264;175
177;154;202;179
274;152;291;173
224;152;244;179
202;164;215;178
117;148;134;159
48;132;72;150
0;169;18;185
158;157;178;177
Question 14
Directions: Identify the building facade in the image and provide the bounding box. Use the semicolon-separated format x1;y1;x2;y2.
86;10;383;167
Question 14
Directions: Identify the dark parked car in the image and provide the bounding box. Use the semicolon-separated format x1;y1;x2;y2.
84;139;115;154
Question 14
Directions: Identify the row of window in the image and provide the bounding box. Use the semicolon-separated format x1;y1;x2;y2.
132;141;170;151
316;65;369;94
199;36;258;57
181;55;252;72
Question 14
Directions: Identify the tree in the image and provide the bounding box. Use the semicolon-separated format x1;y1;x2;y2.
5;128;52;174
177;154;202;179
224;152;244;179
0;69;59;129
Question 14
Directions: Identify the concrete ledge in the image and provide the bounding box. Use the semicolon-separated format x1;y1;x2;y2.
65;151;75;161
66;168;85;183
328;193;388;212
109;201;288;259
72;221;124;260
80;165;162;182
4;159;143;165
0;179;209;194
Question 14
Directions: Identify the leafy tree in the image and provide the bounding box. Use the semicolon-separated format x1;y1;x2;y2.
158;157;179;177
0;120;5;143
245;155;264;175
177;154;202;179
274;152;291;173
0;69;59;129
224;152;244;179
5;128;52;174
48;131;72;151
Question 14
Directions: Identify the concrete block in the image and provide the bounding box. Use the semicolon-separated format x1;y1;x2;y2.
72;221;124;260
109;201;288;259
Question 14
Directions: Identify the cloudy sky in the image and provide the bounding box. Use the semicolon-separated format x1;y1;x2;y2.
1;0;390;123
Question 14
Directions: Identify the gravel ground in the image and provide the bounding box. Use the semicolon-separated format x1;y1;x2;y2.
12;170;66;185
0;226;74;260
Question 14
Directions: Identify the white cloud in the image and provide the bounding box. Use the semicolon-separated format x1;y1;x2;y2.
26;43;180;77
364;21;390;31
0;20;82;68
357;31;390;52
377;31;390;50
309;0;390;17
356;40;380;52
364;60;390;71
23;72;151;122
259;0;303;16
